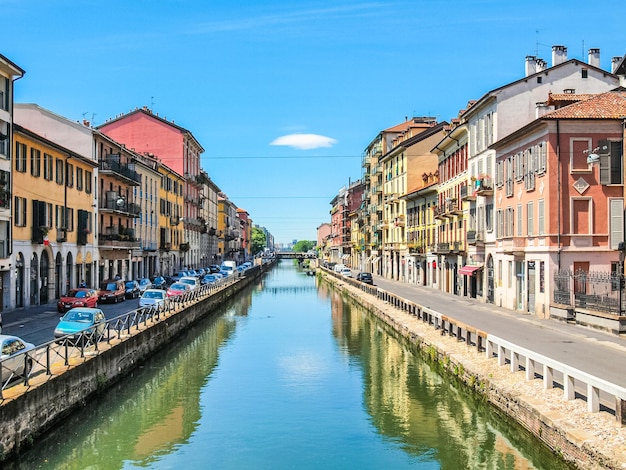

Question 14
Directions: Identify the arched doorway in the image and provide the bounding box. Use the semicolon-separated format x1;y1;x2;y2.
487;255;495;304
15;253;24;308
40;250;50;304
30;252;38;306
75;251;83;288
55;252;63;298
65;251;73;293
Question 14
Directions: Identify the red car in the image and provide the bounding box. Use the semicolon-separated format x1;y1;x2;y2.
166;282;191;298
57;288;99;313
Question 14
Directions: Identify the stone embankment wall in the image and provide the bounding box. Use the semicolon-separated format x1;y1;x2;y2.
320;271;626;470
0;264;273;463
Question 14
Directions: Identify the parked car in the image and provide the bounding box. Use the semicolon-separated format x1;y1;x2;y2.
0;311;3;334
333;264;346;273
57;288;99;313
209;265;221;273
166;282;191;298
0;335;35;379
179;276;199;290
340;268;353;278
125;280;141;299
139;289;167;308
98;279;126;303
201;274;219;285
356;272;374;285
54;307;106;342
151;276;167;290
137;278;152;294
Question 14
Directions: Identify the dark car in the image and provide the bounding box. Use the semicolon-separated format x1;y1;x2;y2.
209;265;221;273
356;272;374;285
125;280;141;299
152;276;167;289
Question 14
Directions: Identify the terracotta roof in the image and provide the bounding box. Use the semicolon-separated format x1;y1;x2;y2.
543;89;626;119
546;92;596;106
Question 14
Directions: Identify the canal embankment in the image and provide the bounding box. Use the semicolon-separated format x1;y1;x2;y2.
0;262;275;463
319;268;626;470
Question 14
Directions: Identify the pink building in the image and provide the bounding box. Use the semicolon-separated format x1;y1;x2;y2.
98;107;205;268
491;89;626;327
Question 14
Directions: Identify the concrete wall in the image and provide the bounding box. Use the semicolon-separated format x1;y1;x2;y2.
0;263;271;462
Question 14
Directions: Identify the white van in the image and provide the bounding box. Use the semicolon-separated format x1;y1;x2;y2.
221;260;237;276
333;264;346;273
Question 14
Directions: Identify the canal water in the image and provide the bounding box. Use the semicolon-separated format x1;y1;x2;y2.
9;260;571;469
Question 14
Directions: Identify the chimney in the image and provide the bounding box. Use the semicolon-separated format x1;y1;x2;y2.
612;56;622;74
525;56;537;76
551;45;567;67
536;58;547;72
588;48;600;68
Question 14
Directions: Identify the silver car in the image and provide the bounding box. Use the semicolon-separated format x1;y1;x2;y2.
139;289;167;308
0;334;35;379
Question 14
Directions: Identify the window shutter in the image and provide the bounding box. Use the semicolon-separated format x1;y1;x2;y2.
599;139;611;185
610;198;624;250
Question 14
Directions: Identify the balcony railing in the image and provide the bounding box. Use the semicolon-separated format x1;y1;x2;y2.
99;158;141;184
475;178;493;196
434;242;450;254
460;185;475;201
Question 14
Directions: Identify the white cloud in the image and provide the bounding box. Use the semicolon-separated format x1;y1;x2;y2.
270;133;337;150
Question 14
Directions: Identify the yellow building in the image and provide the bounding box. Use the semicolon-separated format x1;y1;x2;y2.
217;196;238;263
13;124;98;306
157;164;184;275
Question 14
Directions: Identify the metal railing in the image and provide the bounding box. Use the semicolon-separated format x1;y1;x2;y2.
0;274;241;403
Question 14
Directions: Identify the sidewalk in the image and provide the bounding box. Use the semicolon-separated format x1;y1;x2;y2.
368;273;626;388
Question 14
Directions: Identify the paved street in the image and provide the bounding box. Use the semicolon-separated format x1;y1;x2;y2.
368;273;626;388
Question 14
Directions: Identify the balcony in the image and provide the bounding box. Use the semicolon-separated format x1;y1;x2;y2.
433;206;449;219
467;230;477;245
99;226;139;249
394;215;405;227
99;156;141;185
460;185;475;202
434;242;450;254
475;177;494;196
169;216;181;226
101;193;141;217
143;241;158;252
501;237;526;254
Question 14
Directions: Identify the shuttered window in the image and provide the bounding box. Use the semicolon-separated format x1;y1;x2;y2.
610;198;624;250
598;140;623;185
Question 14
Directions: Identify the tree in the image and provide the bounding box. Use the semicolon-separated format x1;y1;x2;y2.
251;227;266;255
292;240;315;253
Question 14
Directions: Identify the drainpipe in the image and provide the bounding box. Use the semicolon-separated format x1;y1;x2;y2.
556;120;561;270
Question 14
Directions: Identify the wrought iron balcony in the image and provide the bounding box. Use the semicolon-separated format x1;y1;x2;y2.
99;156;141;184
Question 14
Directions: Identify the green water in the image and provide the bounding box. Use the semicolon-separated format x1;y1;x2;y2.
8;261;572;469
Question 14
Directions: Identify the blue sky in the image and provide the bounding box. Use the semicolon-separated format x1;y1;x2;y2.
4;0;626;244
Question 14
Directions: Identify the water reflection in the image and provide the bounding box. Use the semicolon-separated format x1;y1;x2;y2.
329;290;571;470
7;262;571;469
7;293;248;470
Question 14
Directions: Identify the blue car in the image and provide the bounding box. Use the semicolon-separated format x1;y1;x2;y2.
201;274;219;285
54;307;106;342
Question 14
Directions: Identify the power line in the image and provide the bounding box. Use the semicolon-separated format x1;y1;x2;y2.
205;155;360;160
230;196;329;199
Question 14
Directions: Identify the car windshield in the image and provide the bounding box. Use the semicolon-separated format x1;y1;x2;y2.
104;283;117;291
170;283;186;290
68;290;86;298
64;311;94;322
145;291;163;299
180;279;194;285
125;282;135;288
139;279;149;285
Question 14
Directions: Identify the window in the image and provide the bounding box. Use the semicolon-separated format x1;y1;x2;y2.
536;142;547;175
505;157;513;197
15;141;26;172
571;138;591;171
55;158;64;185
538;199;545;235
485;203;493;232
527;201;534;236
43;153;53;180
85;170;92;194
66;162;74;188
505;207;514;237
516;204;522;236
610;198;624;250
76;167;83;191
525;149;535;190
514;152;524;182
598;140;623;185
581;69;588;79
30;148;41;177
572;199;591;234
14;196;26;226
537;76;542;84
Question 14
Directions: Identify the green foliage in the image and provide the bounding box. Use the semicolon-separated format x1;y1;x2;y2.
292;240;315;252
251;227;266;255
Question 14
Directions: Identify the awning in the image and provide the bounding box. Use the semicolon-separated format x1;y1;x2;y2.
342;254;350;260
459;265;483;276
372;256;381;263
